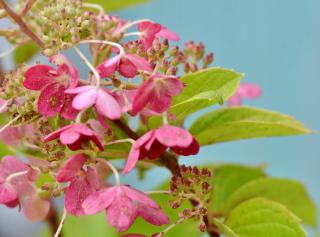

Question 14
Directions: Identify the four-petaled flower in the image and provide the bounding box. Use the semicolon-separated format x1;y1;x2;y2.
65;86;122;120
138;21;180;49
43;123;104;151
0;156;50;220
228;83;262;106
132;74;184;115
123;125;199;174
82;185;169;232
56;154;100;216
97;53;152;78
23;54;79;119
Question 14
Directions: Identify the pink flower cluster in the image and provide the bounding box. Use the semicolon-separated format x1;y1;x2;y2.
0;13;261;236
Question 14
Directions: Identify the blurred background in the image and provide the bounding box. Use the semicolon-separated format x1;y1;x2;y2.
0;0;320;236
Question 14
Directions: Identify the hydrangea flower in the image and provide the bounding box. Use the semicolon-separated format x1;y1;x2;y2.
43;123;104;151
138;21;180;49
82;185;169;232
97;53;152;78
228;83;262;106
23;54;79;119
132;74;184;115
0;156;50;220
65;86;122;120
56;154;100;216
123;125;199;174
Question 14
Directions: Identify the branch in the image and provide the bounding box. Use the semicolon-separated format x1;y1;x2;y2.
19;0;36;16
112;119;220;237
0;0;45;49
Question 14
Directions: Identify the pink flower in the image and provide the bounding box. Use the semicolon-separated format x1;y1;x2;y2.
23;54;79;119
138;21;180;49
65;86;122;120
97;53;152;78
57;154;99;216
0;124;36;146
123;125;199;174
82;185;169;232
228;83;262;106
43;123;104;151
132;74;184;115
0;156;50;220
0;98;8;113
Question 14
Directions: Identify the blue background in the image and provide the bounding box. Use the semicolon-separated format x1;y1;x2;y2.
0;0;319;236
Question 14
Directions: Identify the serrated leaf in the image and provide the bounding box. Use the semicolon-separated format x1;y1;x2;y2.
211;164;266;214
170;68;243;120
222;178;317;227
190;106;311;146
14;42;39;64
84;0;149;12
216;198;306;237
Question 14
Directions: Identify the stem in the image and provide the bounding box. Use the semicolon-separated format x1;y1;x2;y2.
0;115;21;134
54;208;67;237
96;158;121;186
80;40;125;55
145;190;170;195
124;32;143;37
162;112;168;125
73;46;101;87
19;0;36;16
6;170;28;182
0;46;17;58
117;19;153;34
154;215;192;237
83;3;104;15
0;0;45;49
105;138;135;146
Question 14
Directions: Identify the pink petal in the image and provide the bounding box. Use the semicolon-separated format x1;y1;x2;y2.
82;188;115;215
43;125;71;143
171;138;200;156
106;192;134;232
137;21;153;32
0;184;18;204
227;93;241;107
157;27;180;41
125;54;152;72
65;175;95;216
71;88;97;111
121;186;159;208
238;83;262;99
86;167;100;190
119;58;138;78
95;89;121;120
56;154;87;182
72;124;95;137
122;148;140;175
135;204;169;226
65;85;95;94
23;65;56;90
97;55;121;78
0;98;8;113
60;94;79;120
162;77;184;96
148;93;172;113
155;125;193;148
50;54;79;88
60;128;80;145
131;78;154;115
22;196;50;221
38;83;65;117
0;156;29;179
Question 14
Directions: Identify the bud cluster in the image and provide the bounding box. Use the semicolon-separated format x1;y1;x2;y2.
169;165;213;232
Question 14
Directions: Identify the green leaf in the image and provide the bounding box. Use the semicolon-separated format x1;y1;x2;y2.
84;0;149;12
210;164;266;214
170;67;243;120
0;142;13;158
215;198;306;237
222;178;317;227
14;42;39;64
190;106;311;146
